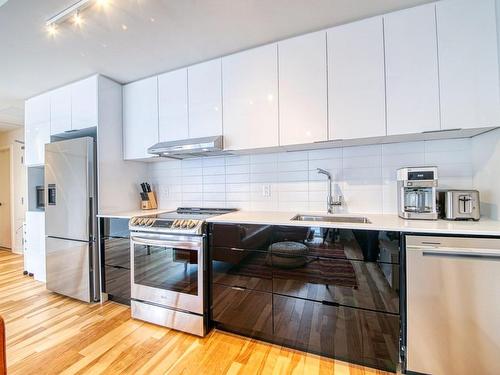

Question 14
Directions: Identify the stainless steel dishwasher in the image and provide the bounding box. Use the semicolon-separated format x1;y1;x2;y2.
405;235;500;375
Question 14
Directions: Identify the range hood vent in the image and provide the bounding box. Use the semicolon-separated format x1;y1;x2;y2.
147;136;227;159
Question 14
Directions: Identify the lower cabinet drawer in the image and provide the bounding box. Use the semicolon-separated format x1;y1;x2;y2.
212;249;272;292
104;265;130;301
273;295;399;372
212;283;272;336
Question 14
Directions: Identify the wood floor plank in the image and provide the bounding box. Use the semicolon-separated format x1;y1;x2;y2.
0;250;395;374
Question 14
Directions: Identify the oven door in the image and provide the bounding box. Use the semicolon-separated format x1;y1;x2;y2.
131;232;204;315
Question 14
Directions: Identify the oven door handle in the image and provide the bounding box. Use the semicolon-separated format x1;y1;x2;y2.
131;236;201;250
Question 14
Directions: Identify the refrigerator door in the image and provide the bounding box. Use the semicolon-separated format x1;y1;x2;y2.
45;137;95;242
46;236;93;303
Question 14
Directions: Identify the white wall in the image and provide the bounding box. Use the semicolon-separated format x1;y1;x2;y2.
0;128;26;253
148;137;474;214
472;128;500;219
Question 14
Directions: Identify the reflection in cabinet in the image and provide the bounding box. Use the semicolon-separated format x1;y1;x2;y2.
272;256;399;314
212;283;273;336
273;295;399;372
103;265;130;302
222;44;279;150
278;31;327;145
212;248;272;292
436;0;500;130
327;17;386;140
100;218;131;303
384;4;440;135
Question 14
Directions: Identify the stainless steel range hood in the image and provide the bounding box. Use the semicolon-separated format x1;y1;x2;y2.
147;136;226;159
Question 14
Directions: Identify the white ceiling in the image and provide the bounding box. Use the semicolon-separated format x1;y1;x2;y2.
0;0;433;129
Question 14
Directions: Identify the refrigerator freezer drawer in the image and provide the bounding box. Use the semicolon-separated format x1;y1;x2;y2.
46;236;93;303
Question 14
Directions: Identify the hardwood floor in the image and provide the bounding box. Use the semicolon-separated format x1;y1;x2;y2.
0;250;395;374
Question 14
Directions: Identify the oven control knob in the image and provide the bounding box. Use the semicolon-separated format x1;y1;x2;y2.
180;219;187;228
188;220;196;229
172;219;179;228
130;217;137;225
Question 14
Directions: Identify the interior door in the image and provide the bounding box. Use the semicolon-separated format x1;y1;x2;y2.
45;137;94;241
0;148;11;249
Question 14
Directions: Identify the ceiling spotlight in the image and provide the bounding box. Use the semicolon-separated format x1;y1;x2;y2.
95;0;108;6
46;23;58;36
45;0;93;30
73;12;83;26
121;24;128;31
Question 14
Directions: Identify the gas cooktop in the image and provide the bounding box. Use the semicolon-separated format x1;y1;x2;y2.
129;207;236;235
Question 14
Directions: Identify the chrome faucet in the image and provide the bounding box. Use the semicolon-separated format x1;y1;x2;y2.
317;168;342;214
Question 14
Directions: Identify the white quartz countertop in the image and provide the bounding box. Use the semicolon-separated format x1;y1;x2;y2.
97;208;174;219
206;210;500;236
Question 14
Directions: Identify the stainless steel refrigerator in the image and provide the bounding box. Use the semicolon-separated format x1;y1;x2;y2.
45;137;99;303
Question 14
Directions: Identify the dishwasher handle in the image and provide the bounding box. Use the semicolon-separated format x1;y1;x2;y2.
422;249;500;261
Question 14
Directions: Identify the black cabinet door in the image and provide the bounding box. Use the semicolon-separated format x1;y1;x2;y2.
104;265;131;301
212;284;272;336
271;256;399;314
273;295;399;372
212;248;272;292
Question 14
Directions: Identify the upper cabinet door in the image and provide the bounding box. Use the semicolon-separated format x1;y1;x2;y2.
123;77;159;160
188;59;223;139
328;17;386;140
50;86;72;135
278;31;327;146
222;44;279;150
25;94;51;166
71;76;98;130
158;68;188;142
437;0;500;130
384;4;440;135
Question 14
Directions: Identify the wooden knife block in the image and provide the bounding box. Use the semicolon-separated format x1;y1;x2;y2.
141;192;158;210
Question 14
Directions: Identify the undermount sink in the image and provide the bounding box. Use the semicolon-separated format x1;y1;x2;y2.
291;214;371;224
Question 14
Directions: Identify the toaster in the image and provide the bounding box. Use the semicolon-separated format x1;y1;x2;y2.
437;190;480;221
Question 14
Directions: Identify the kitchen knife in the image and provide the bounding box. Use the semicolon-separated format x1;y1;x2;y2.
145;183;151;192
140;183;147;193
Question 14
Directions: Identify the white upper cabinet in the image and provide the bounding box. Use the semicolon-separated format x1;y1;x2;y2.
222;44;279;150
25;94;51;166
158;68;188;142
49;85;72;135
437;0;500;130
278;31;327;146
71;76;98;130
384;4;440;135
188;59;223;138
328;17;386;140
123;77;159;160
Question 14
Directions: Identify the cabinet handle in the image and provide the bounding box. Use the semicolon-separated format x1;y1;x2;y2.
231;286;247;291
321;300;340;307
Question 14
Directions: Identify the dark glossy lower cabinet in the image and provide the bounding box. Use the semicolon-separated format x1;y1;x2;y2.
273;295;399;372
210;223;401;372
100;218;131;304
212;283;273;336
104;265;130;300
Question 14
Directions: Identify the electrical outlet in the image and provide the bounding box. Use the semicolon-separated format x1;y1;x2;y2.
162;186;170;197
262;184;271;197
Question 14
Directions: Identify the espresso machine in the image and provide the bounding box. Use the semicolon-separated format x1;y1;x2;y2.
397;167;438;220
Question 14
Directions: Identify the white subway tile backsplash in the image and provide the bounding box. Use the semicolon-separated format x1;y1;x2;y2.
148;137;474;214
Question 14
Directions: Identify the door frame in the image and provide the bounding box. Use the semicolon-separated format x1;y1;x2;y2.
0;145;15;251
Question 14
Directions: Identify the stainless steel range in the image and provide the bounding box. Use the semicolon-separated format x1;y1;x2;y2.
129;207;235;336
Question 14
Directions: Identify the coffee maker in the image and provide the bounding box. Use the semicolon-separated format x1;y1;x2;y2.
397;167;438;220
